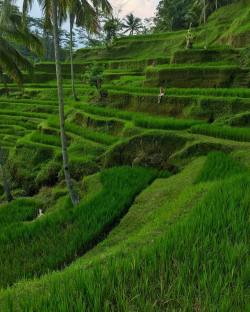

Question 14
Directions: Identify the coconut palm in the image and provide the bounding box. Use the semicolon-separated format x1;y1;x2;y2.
193;0;220;24
22;0;79;206
68;0;112;100
0;1;41;85
122;13;142;36
22;0;113;206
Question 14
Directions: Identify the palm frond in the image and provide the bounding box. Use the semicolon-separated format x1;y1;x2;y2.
76;0;99;33
0;37;33;73
91;0;112;15
2;25;43;56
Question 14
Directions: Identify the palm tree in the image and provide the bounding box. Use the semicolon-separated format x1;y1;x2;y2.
122;13;142;36
203;0;206;24
0;1;41;85
193;0;220;25
0;147;13;202
68;0;112;101
22;0;113;206
103;17;121;45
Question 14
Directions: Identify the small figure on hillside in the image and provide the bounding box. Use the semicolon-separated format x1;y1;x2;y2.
186;28;194;49
37;209;44;218
151;60;156;67
158;87;165;104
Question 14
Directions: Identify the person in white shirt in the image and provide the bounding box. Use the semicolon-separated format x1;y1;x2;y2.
158;87;165;104
37;209;44;218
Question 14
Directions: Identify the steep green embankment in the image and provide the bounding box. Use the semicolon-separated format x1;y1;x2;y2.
0;1;249;310
0;153;249;311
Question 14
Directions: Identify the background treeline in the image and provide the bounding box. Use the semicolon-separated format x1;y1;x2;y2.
8;0;240;62
154;0;238;31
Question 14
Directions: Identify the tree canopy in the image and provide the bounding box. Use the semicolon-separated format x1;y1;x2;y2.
154;0;238;31
0;0;41;85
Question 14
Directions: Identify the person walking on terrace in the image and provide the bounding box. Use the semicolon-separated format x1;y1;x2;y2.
158;87;165;104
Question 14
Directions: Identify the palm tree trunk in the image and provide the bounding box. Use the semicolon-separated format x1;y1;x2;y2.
203;0;206;24
51;0;79;206
0;164;12;202
69;14;78;101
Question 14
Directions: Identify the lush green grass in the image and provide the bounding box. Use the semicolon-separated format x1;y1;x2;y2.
0;166;156;288
68;138;106;158
104;86;250;99
0;116;39;130
195;152;247;183
165;88;250;98
45;116;118;146
0;2;249;309
62;172;248;311
78;104;205;130
78;103;134;121
0;156;248;310
29;131;61;147
147;64;240;71
0;109;48;119
191;124;250;142
0;199;41;229
134;115;204;130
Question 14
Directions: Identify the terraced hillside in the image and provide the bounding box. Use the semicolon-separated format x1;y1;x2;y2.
0;1;249;311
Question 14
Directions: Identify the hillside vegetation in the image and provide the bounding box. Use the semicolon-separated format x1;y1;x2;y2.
0;1;249;311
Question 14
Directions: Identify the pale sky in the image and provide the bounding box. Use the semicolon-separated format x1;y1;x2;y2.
16;0;159;19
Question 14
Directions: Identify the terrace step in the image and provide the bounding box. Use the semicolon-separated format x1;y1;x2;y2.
171;48;241;65
16;137;60;151
0;102;57;114
145;65;250;88
34;63;89;74
103;71;144;83
0;116;40;130
103;90;250;119
108;57;170;71
0;98;57;105
0;110;49;119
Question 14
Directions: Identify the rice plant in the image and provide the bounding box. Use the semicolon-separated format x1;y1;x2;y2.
191;124;250;142
0;166;156;288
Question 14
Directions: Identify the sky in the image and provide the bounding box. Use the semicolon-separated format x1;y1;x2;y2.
16;0;160;19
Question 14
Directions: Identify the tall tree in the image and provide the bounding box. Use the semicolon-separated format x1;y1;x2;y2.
122;13;142;36
22;0;79;206
22;0;112;206
52;0;80;205
103;17;121;45
154;0;236;31
67;0;112;100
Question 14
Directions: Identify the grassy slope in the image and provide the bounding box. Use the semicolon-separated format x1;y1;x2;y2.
0;1;249;310
0;153;249;310
0;167;156;288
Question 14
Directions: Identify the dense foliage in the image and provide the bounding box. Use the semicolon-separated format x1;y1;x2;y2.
154;0;238;31
0;1;41;84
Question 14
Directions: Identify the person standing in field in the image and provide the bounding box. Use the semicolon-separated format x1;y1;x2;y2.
158;87;165;104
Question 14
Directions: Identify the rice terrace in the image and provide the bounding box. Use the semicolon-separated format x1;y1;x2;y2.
0;0;249;310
